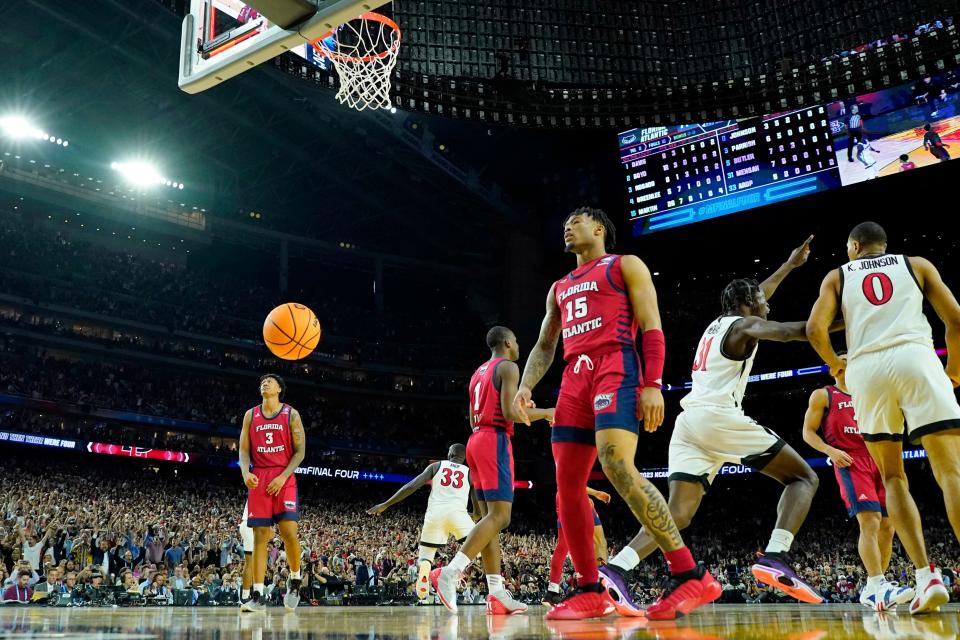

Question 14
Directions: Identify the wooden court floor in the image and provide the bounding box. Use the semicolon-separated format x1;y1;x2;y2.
0;603;957;639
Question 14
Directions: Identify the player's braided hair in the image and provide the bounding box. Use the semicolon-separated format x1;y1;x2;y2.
565;206;616;251
721;278;761;315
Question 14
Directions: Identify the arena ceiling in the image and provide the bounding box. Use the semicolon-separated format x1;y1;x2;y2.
0;0;523;263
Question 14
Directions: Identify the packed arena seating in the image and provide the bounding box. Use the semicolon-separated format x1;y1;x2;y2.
0;211;482;370
1;459;957;607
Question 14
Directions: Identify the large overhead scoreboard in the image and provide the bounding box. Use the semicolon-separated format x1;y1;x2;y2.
620;106;842;235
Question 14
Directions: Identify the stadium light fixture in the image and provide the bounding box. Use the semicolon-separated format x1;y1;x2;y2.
0;116;45;140
111;161;184;189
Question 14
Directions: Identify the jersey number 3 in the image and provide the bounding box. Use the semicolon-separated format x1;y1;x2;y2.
440;468;464;488
862;272;894;306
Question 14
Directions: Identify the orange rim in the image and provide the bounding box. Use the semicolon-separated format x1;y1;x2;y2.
310;12;402;64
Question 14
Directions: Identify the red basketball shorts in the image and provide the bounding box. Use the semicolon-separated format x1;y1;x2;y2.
246;467;299;527
552;348;642;445
834;454;887;517
466;427;514;502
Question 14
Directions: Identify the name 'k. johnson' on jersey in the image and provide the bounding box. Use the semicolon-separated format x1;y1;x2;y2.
554;254;638;361
840;254;933;359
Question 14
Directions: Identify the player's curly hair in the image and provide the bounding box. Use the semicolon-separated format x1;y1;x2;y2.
721;278;762;315
565;206;616;252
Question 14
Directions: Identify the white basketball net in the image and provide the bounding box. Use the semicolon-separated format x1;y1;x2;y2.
314;13;401;112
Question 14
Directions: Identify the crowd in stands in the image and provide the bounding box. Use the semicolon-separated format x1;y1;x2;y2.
2;460;957;608
0;340;467;452
0;211;481;371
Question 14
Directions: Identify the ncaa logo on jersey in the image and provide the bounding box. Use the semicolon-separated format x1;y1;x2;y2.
283;500;296;511
594;393;614;410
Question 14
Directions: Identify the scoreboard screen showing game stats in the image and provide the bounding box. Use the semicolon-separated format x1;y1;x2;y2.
619;106;843;236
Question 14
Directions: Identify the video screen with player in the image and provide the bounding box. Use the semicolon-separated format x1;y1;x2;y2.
619;108;842;236
829;73;959;185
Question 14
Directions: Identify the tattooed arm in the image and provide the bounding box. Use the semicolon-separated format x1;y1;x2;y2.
514;283;561;424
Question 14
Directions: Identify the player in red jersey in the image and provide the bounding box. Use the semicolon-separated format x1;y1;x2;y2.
238;374;306;612
802;354;914;611
515;207;718;620
432;326;554;615
542;487;610;608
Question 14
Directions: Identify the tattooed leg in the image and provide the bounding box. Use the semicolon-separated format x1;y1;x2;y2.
596;428;685;552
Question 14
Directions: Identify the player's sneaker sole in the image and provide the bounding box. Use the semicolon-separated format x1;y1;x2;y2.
910;581;949;615
416;561;431;600
751;563;823;604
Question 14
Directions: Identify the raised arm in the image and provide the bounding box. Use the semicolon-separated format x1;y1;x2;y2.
367;463;440;515
265;409;306;496
621;255;666;431
515;283;562;421
801;388;852;468
910;256;960;386
238;410;258;490
760;235;813;301
806;269;844;375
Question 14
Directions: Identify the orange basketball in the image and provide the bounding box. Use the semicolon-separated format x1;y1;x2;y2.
262;303;321;360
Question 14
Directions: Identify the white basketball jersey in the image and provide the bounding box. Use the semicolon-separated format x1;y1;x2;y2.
680;316;758;411
840;254;933;359
427;461;470;512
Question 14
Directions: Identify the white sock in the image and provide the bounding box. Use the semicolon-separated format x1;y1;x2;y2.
548;582;561;593
486;574;504;593
242;588;250;599
764;529;794;554
290;570;301;581
253;583;264;595
418;546;437;564
448;552;470;573
610;546;641;572
866;575;884;589
917;565;933;582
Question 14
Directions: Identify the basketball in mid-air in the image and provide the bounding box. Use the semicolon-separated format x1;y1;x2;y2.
263;303;321;360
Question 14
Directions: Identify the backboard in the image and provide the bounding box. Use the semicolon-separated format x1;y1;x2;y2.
179;0;391;94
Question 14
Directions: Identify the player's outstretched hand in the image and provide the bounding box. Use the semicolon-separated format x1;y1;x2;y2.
242;472;259;490
265;475;286;496
513;385;535;426
367;504;387;516
786;235;814;269
640;387;665;432
593;491;612;504
544;408;556;426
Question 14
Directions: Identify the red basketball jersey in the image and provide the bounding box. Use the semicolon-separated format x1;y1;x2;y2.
249;403;294;468
554;254;638;362
820;386;868;456
469;358;512;435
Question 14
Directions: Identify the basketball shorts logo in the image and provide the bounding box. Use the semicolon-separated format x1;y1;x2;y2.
284;500;297;510
594;393;614;410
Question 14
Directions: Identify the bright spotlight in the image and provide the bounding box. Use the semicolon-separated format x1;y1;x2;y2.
0;116;44;140
178;183;184;190
390;107;397;114
111;161;165;187
62;140;68;147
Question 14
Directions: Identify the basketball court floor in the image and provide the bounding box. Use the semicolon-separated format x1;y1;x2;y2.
1;604;958;639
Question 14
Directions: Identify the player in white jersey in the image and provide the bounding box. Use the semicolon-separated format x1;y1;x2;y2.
601;237;828;611
368;444;477;600
238;500;257;611
807;221;960;614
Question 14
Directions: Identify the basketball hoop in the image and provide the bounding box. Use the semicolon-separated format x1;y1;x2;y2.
312;13;401;112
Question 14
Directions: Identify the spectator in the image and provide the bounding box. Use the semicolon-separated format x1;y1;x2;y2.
2;570;33;602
